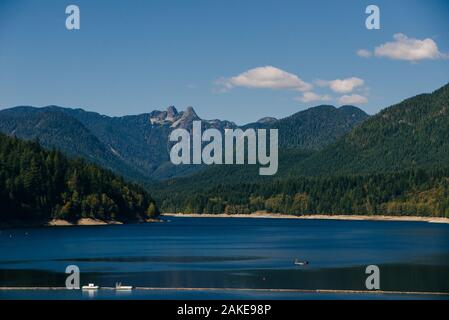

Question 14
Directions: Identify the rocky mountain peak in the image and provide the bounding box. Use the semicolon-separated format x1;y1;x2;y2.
166;106;178;119
184;106;198;117
171;106;200;128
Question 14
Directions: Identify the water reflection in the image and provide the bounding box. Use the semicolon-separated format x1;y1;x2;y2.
82;290;97;299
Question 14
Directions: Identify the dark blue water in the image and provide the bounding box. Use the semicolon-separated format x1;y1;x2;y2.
1;217;449;299
2;289;446;300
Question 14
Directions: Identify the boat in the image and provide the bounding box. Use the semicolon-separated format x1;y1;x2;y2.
294;258;309;266
115;282;133;291
82;283;99;290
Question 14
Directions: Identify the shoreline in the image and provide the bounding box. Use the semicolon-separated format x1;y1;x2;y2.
47;217;162;226
162;213;449;224
3;214;448;229
47;218;124;226
0;217;161;229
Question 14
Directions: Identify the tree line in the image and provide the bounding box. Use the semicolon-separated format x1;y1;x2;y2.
156;166;449;217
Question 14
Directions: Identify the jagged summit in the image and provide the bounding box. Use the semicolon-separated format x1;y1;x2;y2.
172;106;200;128
185;106;196;116
166;106;178;119
150;106;181;125
148;106;236;130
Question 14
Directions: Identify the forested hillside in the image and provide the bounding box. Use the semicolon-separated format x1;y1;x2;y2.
275;105;368;149
156;83;449;217
242;105;369;150
289;83;449;176
0;134;159;224
158;167;449;217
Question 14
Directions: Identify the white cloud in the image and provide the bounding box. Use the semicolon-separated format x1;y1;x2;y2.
216;66;312;92
296;92;331;103
374;33;448;61
357;49;372;58
339;94;368;105
316;77;365;94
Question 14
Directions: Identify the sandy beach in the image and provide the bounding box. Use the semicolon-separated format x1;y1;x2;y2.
163;213;449;224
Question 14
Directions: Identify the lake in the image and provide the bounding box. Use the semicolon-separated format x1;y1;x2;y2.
1;217;449;299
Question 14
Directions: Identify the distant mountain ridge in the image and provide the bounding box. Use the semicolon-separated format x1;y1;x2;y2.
275;104;369;149
172;83;449;188
0;105;240;181
0;104;369;181
242;105;369;149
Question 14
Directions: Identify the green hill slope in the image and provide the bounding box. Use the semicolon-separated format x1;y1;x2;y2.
0;134;158;225
292;83;449;176
275;105;369;149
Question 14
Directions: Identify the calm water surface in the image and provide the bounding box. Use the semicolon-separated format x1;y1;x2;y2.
1;217;448;299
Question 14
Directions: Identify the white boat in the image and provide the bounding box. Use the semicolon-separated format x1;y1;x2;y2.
294;258;309;266
82;283;99;290
115;282;133;291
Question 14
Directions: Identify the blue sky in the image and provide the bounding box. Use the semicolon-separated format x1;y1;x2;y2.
0;0;448;124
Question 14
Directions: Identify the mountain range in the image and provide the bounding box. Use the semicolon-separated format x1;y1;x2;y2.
155;83;449;216
2;82;449;217
0;103;369;181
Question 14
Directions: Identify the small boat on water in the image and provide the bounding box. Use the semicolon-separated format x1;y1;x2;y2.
294;258;309;266
115;282;133;291
82;283;99;290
